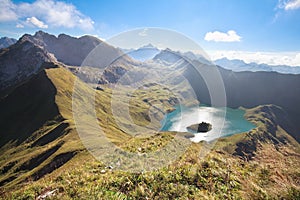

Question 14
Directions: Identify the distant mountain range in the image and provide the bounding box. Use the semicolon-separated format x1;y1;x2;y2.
152;49;300;142
0;37;17;49
124;44;300;75
122;43;160;61
214;57;300;74
0;31;299;197
2;33;299;75
1;30;299;144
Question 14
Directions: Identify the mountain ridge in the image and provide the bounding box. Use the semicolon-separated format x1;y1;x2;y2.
215;57;300;74
0;31;299;199
19;31;103;66
0;38;57;93
0;37;17;49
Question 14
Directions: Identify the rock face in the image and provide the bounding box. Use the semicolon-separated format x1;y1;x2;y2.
19;31;102;66
0;37;17;49
19;31;134;68
153;48;183;64
0;39;57;92
187;122;212;133
0;31;136;93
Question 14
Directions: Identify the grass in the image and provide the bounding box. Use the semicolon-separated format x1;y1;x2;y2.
0;65;194;190
0;66;300;199
3;139;299;199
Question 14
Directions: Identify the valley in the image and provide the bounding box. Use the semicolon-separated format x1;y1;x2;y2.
0;31;299;199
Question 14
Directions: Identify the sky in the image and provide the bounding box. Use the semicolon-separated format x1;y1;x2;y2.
0;0;300;66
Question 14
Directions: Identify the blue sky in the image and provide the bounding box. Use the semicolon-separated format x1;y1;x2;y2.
1;0;300;65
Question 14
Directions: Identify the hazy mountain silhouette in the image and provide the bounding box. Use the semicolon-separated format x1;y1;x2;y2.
0;37;17;49
215;57;300;74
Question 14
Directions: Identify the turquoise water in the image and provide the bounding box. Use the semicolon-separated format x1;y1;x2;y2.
161;105;255;142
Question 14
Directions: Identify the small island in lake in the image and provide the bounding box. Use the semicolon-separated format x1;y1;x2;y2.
187;122;212;133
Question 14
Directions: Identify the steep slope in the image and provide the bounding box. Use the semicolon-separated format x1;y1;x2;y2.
0;31;299;199
2;102;299;199
123;43;160;61
216;105;300;158
0;39;56;92
0;68;61;149
20;31;133;68
0;31;137;95
0;37;17;49
0;68;299;200
170;59;300;142
219;68;300;142
19;31;101;66
0;66;73;188
0;63;182;190
153;48;210;65
153;48;185;64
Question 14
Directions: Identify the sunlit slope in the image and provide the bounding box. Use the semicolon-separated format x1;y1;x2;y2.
2;103;300;199
0;64;184;188
0;66;81;188
0;66;126;187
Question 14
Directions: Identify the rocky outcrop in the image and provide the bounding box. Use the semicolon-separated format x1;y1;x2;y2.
19;31;134;68
187;122;212;133
153;48;183;64
0;37;17;49
19;31;102;66
232;105;299;160
0;31;137;92
0;39;57;92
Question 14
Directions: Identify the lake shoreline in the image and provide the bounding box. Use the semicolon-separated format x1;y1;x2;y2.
160;104;256;142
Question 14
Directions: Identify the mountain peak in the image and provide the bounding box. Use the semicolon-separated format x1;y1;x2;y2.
18;31;104;66
0;37;17;49
34;30;50;37
0;38;57;92
214;57;300;74
141;43;156;49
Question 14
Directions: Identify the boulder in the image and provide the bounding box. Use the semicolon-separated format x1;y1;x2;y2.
187;122;212;133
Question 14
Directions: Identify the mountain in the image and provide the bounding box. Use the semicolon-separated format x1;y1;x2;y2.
181;51;211;65
215;57;300;74
153;48;183;64
123;43;160;61
151;51;300;142
0;38;57;93
0;31;299;199
153;48;211;65
0;31;136;93
0;64;183;191
20;31;127;68
1;66;299;199
0;37;17;49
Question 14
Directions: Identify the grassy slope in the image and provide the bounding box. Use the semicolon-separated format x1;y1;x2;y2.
0;65;183;193
0;66;299;199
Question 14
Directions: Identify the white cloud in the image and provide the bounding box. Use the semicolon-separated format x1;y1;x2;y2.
204;30;241;42
26;17;48;29
0;0;94;30
16;23;24;28
0;0;18;22
138;28;148;37
278;0;300;10
208;50;300;66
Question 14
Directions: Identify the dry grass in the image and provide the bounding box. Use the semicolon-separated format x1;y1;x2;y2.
0;66;299;199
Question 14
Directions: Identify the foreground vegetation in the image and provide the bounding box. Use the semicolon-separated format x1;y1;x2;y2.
1;66;299;199
2;139;299;199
